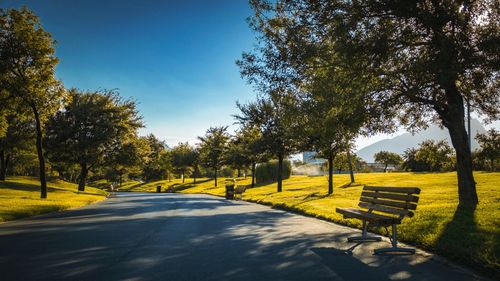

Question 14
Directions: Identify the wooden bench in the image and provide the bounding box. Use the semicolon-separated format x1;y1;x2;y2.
233;186;247;200
336;185;421;254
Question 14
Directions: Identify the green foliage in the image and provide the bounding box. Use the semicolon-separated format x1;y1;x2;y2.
330;152;365;172
198;126;230;186
0;7;67;198
242;0;499;204
474;129;499;171
403;140;455;172
141;134;170;182
171;142;197;182
255;160;291;184
402;148;430;172
45;89;143;190
374;151;403;172
416;140;456;172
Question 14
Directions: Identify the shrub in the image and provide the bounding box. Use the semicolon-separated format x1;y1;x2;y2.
255;160;291;184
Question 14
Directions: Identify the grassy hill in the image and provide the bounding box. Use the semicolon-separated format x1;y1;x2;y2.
129;172;498;277
0;176;108;222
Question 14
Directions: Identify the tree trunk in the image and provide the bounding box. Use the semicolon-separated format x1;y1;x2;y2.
214;166;218;187
251;162;256;188
277;154;283;192
328;153;334;194
0;150;6;181
182;170;185;183
346;149;355;183
32;105;48;199
119;173;123;187
78;163;88;192
442;99;478;206
384;163;388;173
237;168;241;178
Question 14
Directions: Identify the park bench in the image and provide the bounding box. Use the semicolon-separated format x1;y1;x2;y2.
233;185;246;200
336;185;421;254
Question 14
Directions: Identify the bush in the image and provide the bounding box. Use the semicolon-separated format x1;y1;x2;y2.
255;160;291;184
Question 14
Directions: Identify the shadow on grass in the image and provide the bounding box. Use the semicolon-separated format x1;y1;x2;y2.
435;204;498;278
338;182;363;189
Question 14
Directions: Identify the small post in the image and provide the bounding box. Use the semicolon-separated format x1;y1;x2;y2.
156;185;161;193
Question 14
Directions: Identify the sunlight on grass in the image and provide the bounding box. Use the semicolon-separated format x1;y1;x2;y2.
156;171;498;275
0;176;108;222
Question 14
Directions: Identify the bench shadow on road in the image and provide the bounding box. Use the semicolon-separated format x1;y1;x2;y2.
0;193;486;281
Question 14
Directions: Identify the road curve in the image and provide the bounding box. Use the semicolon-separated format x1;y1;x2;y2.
0;193;488;281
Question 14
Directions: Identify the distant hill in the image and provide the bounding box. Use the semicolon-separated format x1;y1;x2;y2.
356;119;487;162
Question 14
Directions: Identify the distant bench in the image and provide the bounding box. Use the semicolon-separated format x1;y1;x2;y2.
233;186;247;200
336;185;421;254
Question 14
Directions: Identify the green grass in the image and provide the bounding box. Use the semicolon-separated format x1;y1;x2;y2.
147;172;498;277
0;176;108;222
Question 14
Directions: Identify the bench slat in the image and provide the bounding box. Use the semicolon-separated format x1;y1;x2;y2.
336;208;400;224
364;186;421;194
361;191;419;203
360;197;418;210
358;202;414;217
234;186;246;194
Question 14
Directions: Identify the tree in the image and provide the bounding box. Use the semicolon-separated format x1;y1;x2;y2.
198;126;229;187
236;94;301;192
415;140;455;172
244;1;499;206
141;134;169;182
225;133;252;178
105;136;149;187
45;89;142;191
0;7;67;198
475;129;499;171
0;113;33;180
402;148;430;172
232;125;268;187
374;151;403;173
171;142;197;183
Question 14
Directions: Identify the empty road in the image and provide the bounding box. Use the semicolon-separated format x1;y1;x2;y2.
0;193;488;280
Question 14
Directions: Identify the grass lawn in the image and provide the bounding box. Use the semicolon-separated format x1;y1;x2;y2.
0;176;108;222
122;171;499;277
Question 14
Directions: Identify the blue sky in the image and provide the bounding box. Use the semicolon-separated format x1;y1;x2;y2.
2;0;498;151
3;0;257;146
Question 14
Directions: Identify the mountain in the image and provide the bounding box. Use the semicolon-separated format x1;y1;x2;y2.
356;119;487;162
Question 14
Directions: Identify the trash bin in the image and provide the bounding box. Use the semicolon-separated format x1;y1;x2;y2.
156;185;161;193
225;179;235;200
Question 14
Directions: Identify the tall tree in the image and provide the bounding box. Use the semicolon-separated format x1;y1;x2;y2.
236;93;300;192
45;89;143;191
0;7;67;198
374;151;404;173
246;0;499;206
171;142;196;183
198;126;229;187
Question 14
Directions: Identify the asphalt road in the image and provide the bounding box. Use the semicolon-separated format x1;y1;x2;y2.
0;193;489;281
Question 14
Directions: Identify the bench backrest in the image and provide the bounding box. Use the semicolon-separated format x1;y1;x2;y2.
359;186;421;219
235;186;246;194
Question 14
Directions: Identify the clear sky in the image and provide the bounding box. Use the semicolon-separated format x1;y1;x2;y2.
2;0;498;151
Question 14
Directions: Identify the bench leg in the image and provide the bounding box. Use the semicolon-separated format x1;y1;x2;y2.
374;224;415;254
347;221;382;242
